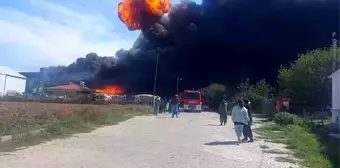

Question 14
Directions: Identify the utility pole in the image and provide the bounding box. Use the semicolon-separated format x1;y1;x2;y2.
152;53;160;115
176;77;182;96
332;32;337;71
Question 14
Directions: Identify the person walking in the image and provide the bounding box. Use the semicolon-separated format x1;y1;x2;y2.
170;94;180;118
218;98;228;125
231;99;250;144
242;98;254;142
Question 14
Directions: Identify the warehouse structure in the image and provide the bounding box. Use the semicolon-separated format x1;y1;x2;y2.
330;69;340;126
0;66;26;95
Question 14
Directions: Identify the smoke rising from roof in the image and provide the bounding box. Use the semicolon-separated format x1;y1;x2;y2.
26;0;339;96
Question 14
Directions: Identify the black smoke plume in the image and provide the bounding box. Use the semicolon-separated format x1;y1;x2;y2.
24;0;340;96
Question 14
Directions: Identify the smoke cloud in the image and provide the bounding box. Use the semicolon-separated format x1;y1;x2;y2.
25;0;340;95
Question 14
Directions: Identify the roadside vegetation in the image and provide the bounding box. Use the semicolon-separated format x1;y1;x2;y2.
202;46;340;168
0;101;151;153
278;47;340;115
255;112;339;168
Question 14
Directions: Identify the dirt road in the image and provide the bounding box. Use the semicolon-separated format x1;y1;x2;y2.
0;112;296;168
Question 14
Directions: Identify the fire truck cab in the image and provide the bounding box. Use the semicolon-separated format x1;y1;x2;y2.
179;90;203;112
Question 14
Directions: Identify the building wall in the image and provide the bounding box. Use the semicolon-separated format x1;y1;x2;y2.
0;74;5;94
6;76;26;93
331;70;340;125
0;74;26;94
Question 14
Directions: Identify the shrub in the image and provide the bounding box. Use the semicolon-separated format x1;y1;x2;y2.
274;112;303;125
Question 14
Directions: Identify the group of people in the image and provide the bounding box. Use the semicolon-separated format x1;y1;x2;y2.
153;94;180;118
159;94;254;144
218;98;254;144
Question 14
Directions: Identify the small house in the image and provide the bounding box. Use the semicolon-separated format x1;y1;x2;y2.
46;83;93;99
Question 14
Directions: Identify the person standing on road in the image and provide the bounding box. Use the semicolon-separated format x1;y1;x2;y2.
231;99;250;144
153;96;161;116
170;94;180;118
160;97;167;113
218;98;228;125
242;98;254;142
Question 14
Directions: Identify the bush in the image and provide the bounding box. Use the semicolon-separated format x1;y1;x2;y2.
274;112;303;125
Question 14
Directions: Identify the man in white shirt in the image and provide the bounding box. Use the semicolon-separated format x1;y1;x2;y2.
231;99;250;144
242;98;254;142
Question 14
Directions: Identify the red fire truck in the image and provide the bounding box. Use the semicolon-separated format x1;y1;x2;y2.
179;90;203;112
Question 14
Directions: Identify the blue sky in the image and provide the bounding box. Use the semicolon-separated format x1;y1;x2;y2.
0;0;201;72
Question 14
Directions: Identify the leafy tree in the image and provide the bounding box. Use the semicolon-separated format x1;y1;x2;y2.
234;78;250;100
247;79;274;114
278;47;340;114
201;83;227;110
233;78;274;113
248;79;272;100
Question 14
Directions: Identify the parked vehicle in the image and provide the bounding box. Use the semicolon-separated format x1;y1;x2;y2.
179;90;203;112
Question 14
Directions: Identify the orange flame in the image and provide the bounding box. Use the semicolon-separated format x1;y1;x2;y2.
95;85;124;95
118;0;171;30
145;0;171;16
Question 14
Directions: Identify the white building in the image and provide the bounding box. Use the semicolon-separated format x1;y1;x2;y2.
330;69;340;125
0;66;27;95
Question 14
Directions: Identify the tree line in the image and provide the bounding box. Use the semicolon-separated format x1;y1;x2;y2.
201;46;340;116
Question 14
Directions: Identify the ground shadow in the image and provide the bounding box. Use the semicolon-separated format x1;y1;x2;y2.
204;141;240;146
207;124;224;126
179;111;203;114
203;111;217;113
252;114;269;119
274;156;298;164
253;119;273;124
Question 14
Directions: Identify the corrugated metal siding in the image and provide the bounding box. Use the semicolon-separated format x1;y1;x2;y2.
5;76;26;93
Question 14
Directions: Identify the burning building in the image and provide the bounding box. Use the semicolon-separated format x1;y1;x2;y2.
22;0;339;96
46;82;94;98
95;85;124;95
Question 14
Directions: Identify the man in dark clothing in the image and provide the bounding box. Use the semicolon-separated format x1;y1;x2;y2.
160;97;167;113
242;98;254;142
218;98;228;125
153;96;161;116
170;94;180;118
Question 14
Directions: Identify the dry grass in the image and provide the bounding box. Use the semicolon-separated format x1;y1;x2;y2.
0;101;151;152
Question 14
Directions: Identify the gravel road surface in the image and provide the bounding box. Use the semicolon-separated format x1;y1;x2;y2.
0;112;297;168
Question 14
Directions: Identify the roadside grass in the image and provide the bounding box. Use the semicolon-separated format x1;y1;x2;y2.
0;103;151;153
255;123;339;168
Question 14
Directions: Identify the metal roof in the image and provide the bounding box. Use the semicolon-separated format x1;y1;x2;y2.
330;69;340;78
46;84;93;93
0;66;26;79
